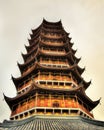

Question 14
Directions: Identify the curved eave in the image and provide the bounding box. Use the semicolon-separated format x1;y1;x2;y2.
91;99;100;110
42;26;64;34
17;62;23;74
25;40;39;53
38;63;77;72
12;62;78;87
4;81;100;111
30;29;40;39
3;83;81;110
16;49;80;77
64;32;70;37
14;59;88;88
11;75;18;87
66;37;73;47
28;39;34;45
29;33;33;39
72;68;91;90
33;82;81;94
15;53;86;89
11;62;37;88
28;37;39;45
77;66;85;75
16;50;74;74
42;23;63;31
22;46;38;62
68;37;72;42
66;53;81;64
77;89;100;111
4;93;12;109
3;85;34;110
68;42;73;48
30;30;42;41
16;58;36;75
43;19;62;26
31;24;42;34
41;27;64;35
12;61;89;91
72;49;77;55
21;53;27;62
25;44;30;52
15;49;41;74
17;59;36;75
71;53;81;64
83;80;91;90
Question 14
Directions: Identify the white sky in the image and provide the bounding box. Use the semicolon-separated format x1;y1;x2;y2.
0;0;104;122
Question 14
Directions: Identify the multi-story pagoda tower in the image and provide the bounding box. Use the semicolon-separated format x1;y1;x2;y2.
4;19;99;120
0;19;104;130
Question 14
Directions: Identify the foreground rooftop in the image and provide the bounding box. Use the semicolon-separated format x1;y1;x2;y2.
0;115;104;130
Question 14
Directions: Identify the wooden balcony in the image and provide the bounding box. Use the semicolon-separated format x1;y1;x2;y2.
41;32;63;38
18;72;77;94
39;60;68;65
22;65;35;76
41;41;64;46
11;96;93;118
18;80;32;92
41;49;66;55
35;75;71;81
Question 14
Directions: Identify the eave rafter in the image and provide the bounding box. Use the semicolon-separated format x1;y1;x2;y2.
4;81;100;111
71;67;91;89
13;62;90;91
25;40;39;53
42;19;62;27
18;49;77;74
31;23;42;36
22;45;39;62
3;83;82;110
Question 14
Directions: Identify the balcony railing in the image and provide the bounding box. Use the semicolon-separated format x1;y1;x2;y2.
18;72;78;93
41;41;64;46
41;49;66;55
11;96;93;118
41;32;63;38
35;75;72;82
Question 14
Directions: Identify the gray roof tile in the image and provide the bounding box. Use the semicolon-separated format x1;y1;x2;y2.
0;116;104;130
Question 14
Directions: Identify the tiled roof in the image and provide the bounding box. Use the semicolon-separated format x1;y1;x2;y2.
0;116;104;130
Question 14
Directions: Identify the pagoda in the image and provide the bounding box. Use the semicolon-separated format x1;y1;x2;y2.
0;19;104;130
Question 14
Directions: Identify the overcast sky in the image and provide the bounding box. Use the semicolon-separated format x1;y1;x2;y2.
0;0;104;122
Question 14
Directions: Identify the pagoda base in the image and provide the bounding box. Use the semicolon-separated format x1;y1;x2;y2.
10;107;93;120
